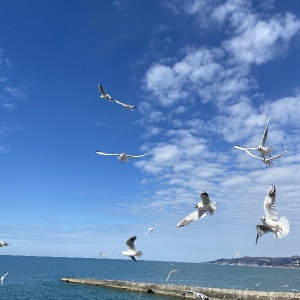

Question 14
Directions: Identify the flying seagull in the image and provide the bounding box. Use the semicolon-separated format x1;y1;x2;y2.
255;184;290;245
166;269;180;282
96;250;113;257
188;291;209;300
98;84;113;101
177;191;216;227
95;151;147;164
0;241;9;247
236;250;240;257
242;148;288;167
254;282;260;288
0;272;8;286
234;117;273;158
120;235;143;262
145;223;157;235
114;99;137;111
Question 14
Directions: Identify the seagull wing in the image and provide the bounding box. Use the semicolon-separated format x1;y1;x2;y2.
114;99;125;106
234;145;257;151
176;210;207;227
126;235;137;251
243;149;263;160
264;185;277;220
95;151;120;156
126;153;147;158
255;224;272;244
268;149;288;161
98;84;107;96
260;117;269;147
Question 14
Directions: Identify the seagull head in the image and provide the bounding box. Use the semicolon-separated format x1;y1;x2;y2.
261;216;266;223
194;203;198;209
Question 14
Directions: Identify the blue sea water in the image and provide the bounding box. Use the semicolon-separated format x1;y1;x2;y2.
0;256;299;299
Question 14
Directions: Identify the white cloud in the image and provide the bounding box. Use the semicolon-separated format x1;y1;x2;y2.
224;13;300;64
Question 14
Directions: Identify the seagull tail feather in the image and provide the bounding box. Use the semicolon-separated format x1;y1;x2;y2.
277;216;290;238
136;251;143;257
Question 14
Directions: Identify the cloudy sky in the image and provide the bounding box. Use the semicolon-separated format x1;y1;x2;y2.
1;0;300;263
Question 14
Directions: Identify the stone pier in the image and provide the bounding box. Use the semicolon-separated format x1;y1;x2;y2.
61;278;300;300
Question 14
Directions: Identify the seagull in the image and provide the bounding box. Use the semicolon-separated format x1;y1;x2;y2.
234;117;273;158
0;241;9;247
0;272;8;286
120;235;143;262
95;151;147;164
98;84;113;101
177;191;217;227
166;269;180;282
145;223;157;235
235;250;240;257
242;148;288;167
188;291;209;300
254;282;260;288
255;184;290;245
96;250;113;257
114;99;137;111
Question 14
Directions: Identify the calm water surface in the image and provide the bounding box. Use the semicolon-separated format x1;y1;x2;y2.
0;256;299;299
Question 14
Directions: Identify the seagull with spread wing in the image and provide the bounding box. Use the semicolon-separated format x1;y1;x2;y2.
234;117;273;158
120;235;143;262
95;151;147;164
145;223;157;235
255;184;290;245
114;99;137;111
96;250;113;257
177;192;216;227
98;84;113;101
0;241;9;247
0;272;8;286
243;148;288;167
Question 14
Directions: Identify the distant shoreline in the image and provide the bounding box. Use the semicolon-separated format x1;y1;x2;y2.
204;255;300;269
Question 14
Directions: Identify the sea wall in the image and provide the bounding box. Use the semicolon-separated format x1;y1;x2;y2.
61;278;300;300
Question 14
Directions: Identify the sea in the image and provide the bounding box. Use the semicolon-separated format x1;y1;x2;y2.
0;255;299;300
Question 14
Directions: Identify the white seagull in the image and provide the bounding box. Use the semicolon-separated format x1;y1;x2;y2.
0;241;9;247
95;151;147;164
120;235;143;262
114;99;137;111
96;250;113;257
98;84;113;101
166;269;180;282
234;117;273;158
177;192;217;227
188;291;209;300
0;272;8;286
235;250;240;257
242;148;288;167
255;184;290;245
145;223;157;235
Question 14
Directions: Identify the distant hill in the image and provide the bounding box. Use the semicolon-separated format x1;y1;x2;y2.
204;255;300;268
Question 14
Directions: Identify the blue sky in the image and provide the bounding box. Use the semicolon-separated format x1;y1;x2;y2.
1;0;300;263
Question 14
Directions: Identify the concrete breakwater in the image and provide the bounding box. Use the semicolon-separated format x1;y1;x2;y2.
61;278;300;300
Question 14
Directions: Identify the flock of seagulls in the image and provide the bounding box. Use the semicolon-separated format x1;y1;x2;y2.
96;84;146;164
0;92;290;296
